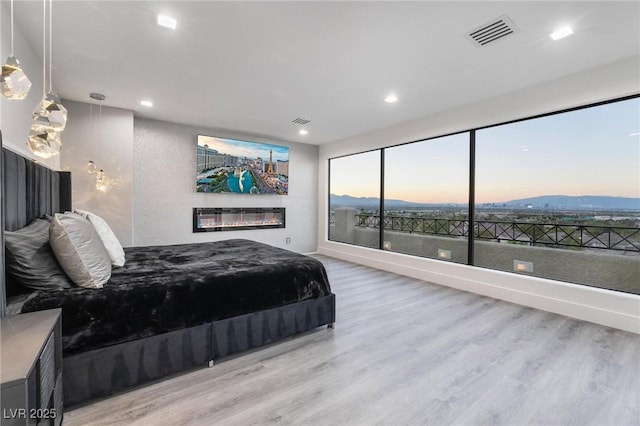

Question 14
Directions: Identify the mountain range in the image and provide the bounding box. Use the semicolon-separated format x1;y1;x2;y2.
330;194;640;211
495;195;640;210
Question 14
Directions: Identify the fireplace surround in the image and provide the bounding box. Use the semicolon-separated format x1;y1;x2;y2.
193;207;285;232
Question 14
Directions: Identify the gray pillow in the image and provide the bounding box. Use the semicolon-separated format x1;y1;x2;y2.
5;216;73;291
49;212;112;289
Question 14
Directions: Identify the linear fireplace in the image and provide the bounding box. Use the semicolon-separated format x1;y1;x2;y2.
193;207;286;232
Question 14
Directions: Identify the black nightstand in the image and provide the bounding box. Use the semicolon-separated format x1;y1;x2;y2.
1;309;63;425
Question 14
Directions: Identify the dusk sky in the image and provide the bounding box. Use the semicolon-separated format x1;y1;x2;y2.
198;135;289;162
331;97;639;204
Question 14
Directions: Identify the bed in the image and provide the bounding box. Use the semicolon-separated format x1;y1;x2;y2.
2;147;335;406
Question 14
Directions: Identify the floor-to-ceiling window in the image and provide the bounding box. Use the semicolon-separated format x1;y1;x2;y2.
475;96;640;293
328;95;639;295
329;150;381;249
384;133;469;263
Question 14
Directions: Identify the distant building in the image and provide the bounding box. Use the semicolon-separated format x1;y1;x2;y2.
276;160;289;177
255;157;264;172
208;153;238;167
267;150;274;174
197;145;219;171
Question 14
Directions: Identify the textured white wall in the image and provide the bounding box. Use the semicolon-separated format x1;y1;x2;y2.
133;117;318;252
59;100;134;246
317;57;640;333
0;1;58;170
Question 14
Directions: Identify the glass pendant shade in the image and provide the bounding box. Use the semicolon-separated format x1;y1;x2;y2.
27;124;61;159
32;92;68;131
95;169;107;192
87;160;97;174
1;55;32;100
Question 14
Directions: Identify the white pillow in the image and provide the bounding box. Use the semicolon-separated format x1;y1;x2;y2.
75;209;125;267
50;212;112;289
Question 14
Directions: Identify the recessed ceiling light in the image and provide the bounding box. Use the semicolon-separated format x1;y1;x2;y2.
629;132;640;137
299;129;309;135
550;26;573;41
384;94;398;103
140;100;153;107
157;14;177;30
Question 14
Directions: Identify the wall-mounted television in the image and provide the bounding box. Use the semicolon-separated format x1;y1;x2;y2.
196;135;289;195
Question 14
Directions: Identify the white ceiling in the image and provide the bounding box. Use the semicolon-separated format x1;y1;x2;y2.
9;1;640;145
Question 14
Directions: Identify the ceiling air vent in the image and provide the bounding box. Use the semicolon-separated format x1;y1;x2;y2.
466;15;519;47
291;117;310;125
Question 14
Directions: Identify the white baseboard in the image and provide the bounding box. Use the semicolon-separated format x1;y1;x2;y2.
318;243;640;334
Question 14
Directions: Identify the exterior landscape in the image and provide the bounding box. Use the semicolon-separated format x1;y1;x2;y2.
329;193;640;294
330;193;640;255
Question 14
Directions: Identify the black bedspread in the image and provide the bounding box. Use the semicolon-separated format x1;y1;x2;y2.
18;239;332;355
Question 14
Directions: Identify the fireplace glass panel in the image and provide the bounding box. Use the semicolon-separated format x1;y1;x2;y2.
193;208;285;232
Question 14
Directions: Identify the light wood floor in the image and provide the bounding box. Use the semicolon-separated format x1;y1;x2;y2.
66;255;640;426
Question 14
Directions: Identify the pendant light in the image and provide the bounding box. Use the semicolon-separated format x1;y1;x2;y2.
87;92;104;174
87;92;108;192
1;0;32;100
26;127;60;159
87;159;97;174
33;0;67;131
28;0;67;158
95;169;107;193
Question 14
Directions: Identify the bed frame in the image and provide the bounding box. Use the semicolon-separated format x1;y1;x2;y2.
2;147;335;406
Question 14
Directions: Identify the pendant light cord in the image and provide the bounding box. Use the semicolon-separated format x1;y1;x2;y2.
10;0;14;55
99;102;103;172
42;0;46;97
49;0;53;92
90;102;94;164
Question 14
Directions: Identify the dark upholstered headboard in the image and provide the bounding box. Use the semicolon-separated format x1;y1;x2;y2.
1;146;72;316
3;147;72;232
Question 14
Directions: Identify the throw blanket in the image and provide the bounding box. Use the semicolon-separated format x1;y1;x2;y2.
18;239;332;355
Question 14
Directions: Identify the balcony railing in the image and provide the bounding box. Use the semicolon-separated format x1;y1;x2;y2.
331;213;640;252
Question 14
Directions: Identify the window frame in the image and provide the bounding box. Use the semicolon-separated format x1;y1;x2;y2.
327;94;639;270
